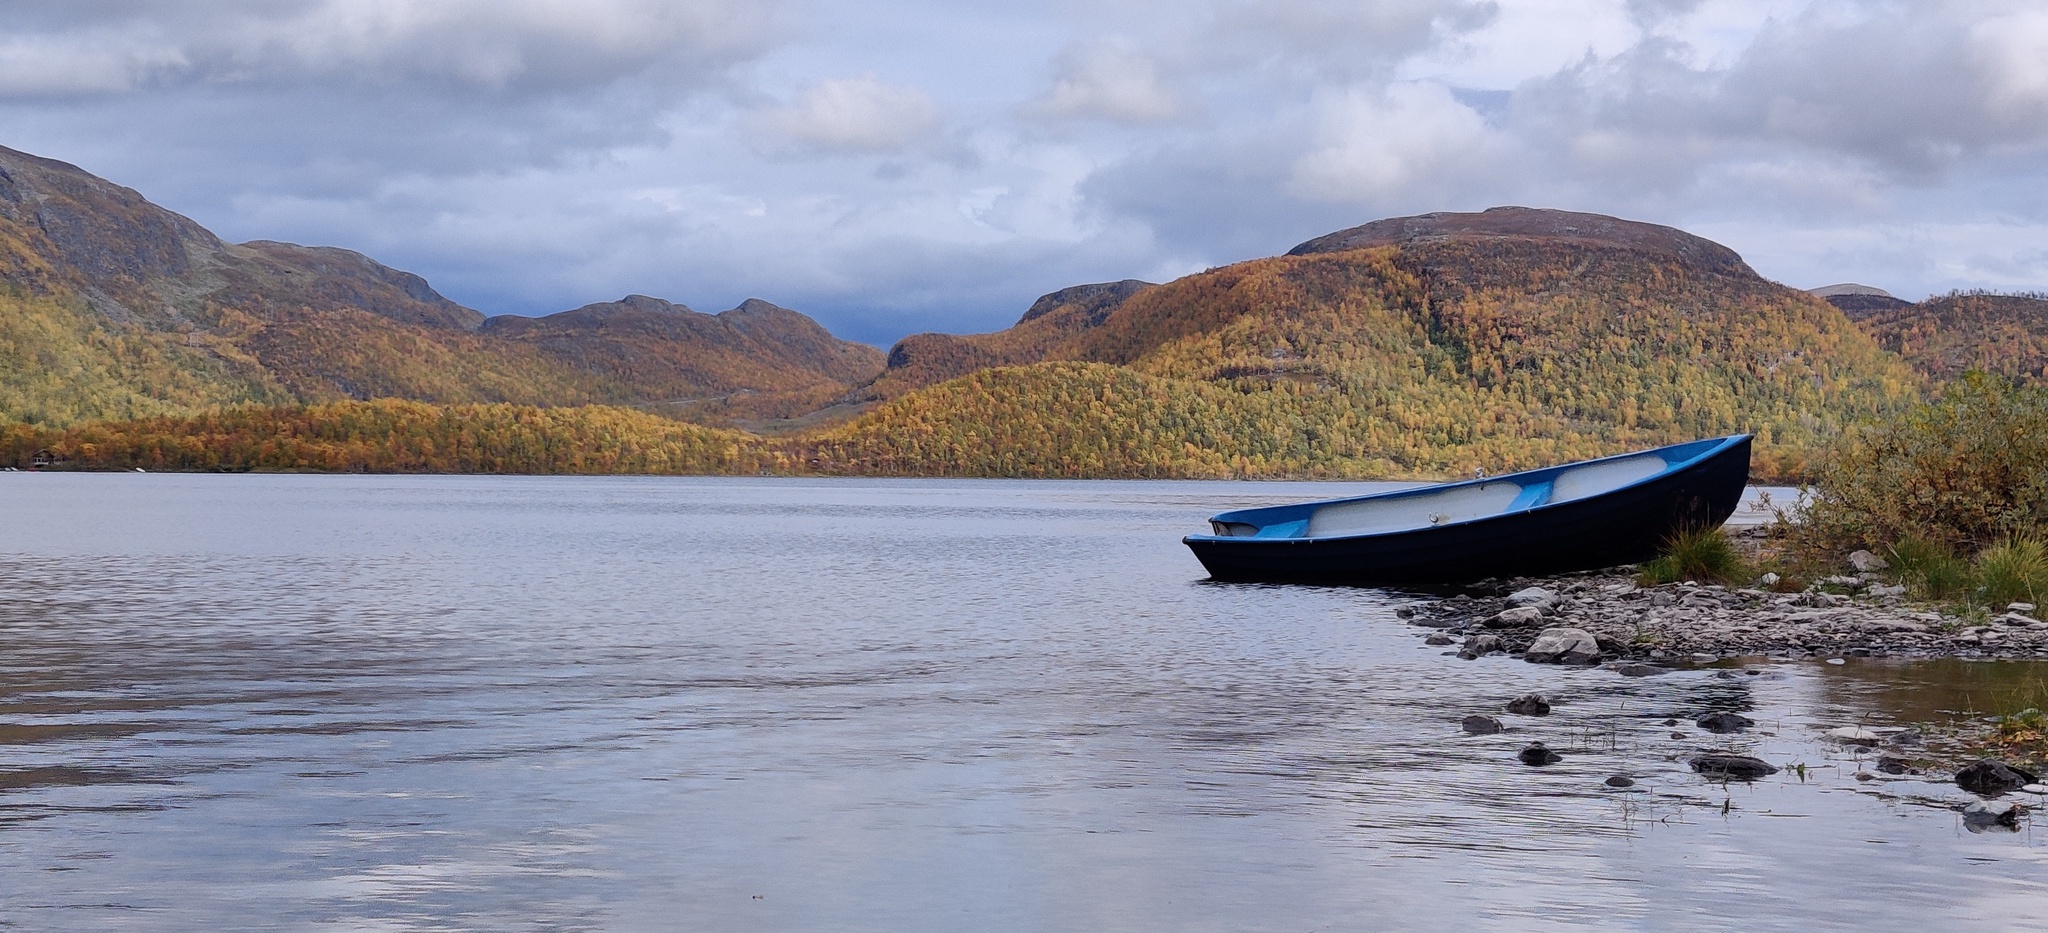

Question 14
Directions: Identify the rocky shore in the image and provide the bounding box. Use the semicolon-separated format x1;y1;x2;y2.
1400;570;2048;665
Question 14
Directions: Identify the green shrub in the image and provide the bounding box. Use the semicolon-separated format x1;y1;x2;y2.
1978;537;2048;607
1793;373;2048;557
1638;526;1748;585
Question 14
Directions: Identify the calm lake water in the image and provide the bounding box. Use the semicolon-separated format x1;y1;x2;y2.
1;474;2043;931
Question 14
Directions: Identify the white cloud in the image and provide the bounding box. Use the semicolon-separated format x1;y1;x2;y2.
1289;81;1502;202
750;75;942;156
1029;39;1186;125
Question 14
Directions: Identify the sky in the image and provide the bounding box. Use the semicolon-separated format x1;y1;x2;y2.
3;0;2046;347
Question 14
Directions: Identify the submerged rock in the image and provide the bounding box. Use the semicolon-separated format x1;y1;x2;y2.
1607;662;1670;677
1696;712;1756;734
1458;633;1503;660
1518;742;1563;766
1604;775;1636;788
1461;715;1505;735
1956;759;2042;795
1424;633;1454;646
1525;627;1601;664
1876;755;1914;775
1825;726;1883;746
1690;753;1779;780
1505;693;1552;716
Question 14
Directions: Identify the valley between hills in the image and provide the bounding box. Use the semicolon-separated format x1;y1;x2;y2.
3;142;2045;481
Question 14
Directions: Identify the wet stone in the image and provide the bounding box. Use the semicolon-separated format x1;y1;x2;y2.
1690;753;1779;780
1461;715;1505;735
1696;712;1756;734
1604;775;1636;788
1424;634;1453;646
1956;759;2042;796
1505;694;1551;716
1876;755;1913;775
1962;800;2026;831
1518;742;1563;766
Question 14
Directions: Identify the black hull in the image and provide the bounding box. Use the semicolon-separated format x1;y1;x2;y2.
1184;436;1752;585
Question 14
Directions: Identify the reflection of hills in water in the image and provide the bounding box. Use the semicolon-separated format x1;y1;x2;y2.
1815;656;2048;725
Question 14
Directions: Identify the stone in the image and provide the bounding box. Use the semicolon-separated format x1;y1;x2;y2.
1518;742;1563;766
1757;572;1781;588
1608;662;1671;677
1505;693;1551;716
1696;712;1755;734
1956;759;2042;795
1690;753;1779;780
1825;726;1883;746
1461;715;1505;735
1506;586;1559;611
1424;633;1453;645
1604;775;1636;788
1849;550;1890;572
1962;800;2026;830
1485;606;1547;628
2009;602;2037;615
1458;633;1503;660
1883;729;1925;747
1876;755;1913;775
1525;627;1601;664
1866;584;1907;599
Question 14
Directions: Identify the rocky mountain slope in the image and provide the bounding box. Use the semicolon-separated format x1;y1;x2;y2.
0;144;882;426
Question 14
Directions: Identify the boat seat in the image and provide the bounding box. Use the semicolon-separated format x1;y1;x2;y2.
1549;455;1667;504
1306;482;1523;538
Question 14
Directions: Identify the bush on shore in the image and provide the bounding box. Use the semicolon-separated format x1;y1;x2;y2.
1788;373;2048;607
1638;526;1748;586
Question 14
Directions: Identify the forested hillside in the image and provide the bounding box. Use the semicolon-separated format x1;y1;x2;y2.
0;144;882;427
1854;291;2048;385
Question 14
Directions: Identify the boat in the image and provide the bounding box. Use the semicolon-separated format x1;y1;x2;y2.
1183;434;1752;585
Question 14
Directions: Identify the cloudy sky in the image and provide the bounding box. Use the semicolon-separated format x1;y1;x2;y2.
4;0;2046;345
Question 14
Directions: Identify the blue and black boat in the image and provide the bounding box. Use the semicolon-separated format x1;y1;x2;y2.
1183;435;1753;585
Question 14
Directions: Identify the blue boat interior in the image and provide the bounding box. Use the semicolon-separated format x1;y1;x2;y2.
1197;435;1745;541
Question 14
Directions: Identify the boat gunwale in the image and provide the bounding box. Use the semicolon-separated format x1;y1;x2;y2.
1185;434;1752;544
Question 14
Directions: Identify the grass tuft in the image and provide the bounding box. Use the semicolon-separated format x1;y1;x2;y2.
1978;537;2048;608
1638;526;1748;586
1888;536;1975;601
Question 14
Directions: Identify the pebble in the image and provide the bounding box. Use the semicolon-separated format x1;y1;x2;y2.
1394;570;2044;661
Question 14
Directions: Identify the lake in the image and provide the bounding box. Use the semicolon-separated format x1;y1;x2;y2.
1;474;2042;931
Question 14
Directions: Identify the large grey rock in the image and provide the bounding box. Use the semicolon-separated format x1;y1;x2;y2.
1485;607;1547;628
1458;633;1503;660
1690;753;1778;780
1849;550;1890;572
1506;586;1559;611
1525;627;1601;664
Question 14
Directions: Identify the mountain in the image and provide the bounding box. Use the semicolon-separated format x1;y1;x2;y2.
0;143;881;426
860;279;1152;401
1853;291;2048;385
811;207;1923;479
1808;283;1911;320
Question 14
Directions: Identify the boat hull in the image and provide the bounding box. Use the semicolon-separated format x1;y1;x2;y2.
1183;436;1752;585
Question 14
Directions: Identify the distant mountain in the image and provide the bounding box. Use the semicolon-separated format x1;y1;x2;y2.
1807;283;1911;320
0;143;880;426
1854;291;2048;385
861;279;1152;401
810;207;1923;478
